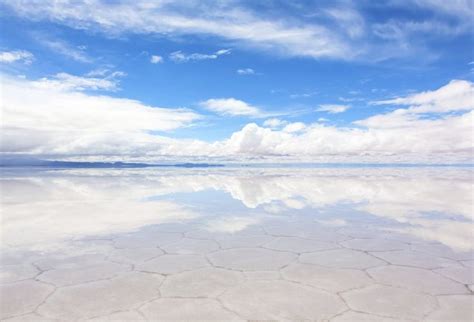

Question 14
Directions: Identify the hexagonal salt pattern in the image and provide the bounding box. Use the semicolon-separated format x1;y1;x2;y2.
37;261;130;287
340;238;409;252
2;169;473;321
367;265;468;295
0;264;39;283
299;248;385;269
161;238;219;254
372;250;460;269
0;281;54;320
113;231;182;249
160;267;244;298
282;263;373;293
264;222;348;242
425;295;474;321
264;236;338;253
435;266;474;285
208;248;297;271
219;280;346;320
107;247;164;265
341;285;438;320
411;243;474;261
136;254;209;274
37;272;163;320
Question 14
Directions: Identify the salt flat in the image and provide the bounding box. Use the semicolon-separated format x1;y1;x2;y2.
1;167;473;321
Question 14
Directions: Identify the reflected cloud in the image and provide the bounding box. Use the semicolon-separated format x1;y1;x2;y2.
1;168;472;252
1;176;198;251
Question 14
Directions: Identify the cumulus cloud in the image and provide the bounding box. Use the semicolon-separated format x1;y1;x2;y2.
1;74;200;155
1;175;199;251
282;122;306;133
3;168;471;251
169;49;230;63
263;118;287;128
237;68;256;75
1;77;473;163
200;98;262;117
316;104;350;114
373;79;474;113
0;50;34;64
150;55;163;63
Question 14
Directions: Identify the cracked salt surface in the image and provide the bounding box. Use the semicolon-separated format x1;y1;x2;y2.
1;167;473;321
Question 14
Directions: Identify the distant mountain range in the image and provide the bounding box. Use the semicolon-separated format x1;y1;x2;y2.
0;157;223;168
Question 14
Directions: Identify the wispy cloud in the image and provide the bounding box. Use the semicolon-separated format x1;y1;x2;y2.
2;1;352;60
237;68;256;75
40;37;91;63
5;1;471;62
169;49;230;63
316;104;350;114
0;50;34;64
32;70;126;92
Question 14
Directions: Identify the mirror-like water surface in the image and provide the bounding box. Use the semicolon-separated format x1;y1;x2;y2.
1;168;473;321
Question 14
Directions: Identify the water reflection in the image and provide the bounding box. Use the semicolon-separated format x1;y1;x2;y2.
1;167;472;252
2;167;473;321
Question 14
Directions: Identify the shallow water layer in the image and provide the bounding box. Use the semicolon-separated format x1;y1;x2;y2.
1;167;473;321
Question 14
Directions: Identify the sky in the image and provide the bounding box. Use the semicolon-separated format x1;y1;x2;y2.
0;0;473;163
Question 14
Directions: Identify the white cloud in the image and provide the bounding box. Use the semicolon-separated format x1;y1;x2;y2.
150;55;163;63
373;80;474;113
1;175;198;251
282;122;306;133
263;118;287;128
2;1;351;60
3;1;473;62
200;98;262;117
1;77;473;163
237;68;255;75
31;71;125;91
215;49;231;56
3;168;471;252
413;0;474;21
0;50;34;64
204;216;260;233
1;74;200;155
324;7;365;39
316;104;350;114
169;49;230;63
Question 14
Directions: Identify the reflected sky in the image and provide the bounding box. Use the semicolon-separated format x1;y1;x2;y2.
2;167;473;253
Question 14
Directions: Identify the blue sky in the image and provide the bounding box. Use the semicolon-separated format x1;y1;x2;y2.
0;0;473;162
